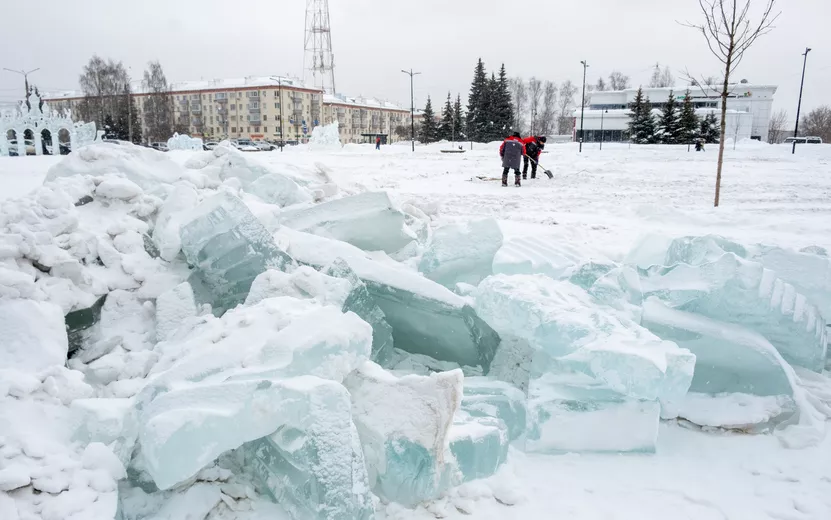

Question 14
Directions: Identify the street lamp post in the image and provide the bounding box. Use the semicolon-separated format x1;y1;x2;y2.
579;60;589;153
3;67;40;101
792;47;811;155
269;76;286;151
600;109;608;150
401;69;421;152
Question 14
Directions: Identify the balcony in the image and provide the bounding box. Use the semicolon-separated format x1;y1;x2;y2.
192;118;203;126
217;108;228;115
292;109;303;118
190;106;202;114
248;107;261;114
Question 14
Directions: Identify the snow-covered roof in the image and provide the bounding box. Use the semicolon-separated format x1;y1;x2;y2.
323;93;407;112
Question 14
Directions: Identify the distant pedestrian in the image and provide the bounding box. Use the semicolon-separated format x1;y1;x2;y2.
376;136;381;150
521;135;547;179
695;140;704;152
499;132;526;187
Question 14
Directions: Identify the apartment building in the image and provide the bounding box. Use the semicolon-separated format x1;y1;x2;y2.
45;76;412;144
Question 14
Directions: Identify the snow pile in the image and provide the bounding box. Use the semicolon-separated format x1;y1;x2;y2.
167;132;204;151
2;144;831;520
308;121;342;151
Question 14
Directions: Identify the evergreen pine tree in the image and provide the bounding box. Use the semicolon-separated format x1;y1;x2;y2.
483;73;499;141
627;87;657;144
493;64;514;138
700;112;720;143
419;96;439;143
438;93;455;141
453;94;465;141
657;90;681;144
466;59;488;142
679;90;700;144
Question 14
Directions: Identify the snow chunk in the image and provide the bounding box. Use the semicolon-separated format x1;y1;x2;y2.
95;177;143;200
678;393;796;431
155;282;197;342
0;464;31;491
279;191;415;254
0;300;68;372
152;182;198;261
344;361;462;506
419;219;503;288
308;121;343;150
249;173;313;208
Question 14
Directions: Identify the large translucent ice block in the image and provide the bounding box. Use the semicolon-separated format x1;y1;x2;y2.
277;227;501;370
642;297;796;396
179;192;293;315
448;414;509;483
461;377;527;442
492;236;584;278
640;253;827;371
527;374;661;454
475;274;694;408
752;245;831;322
243;381;374;520
418;219;503;288
344;362;462;506
279;191;414;254
139;376;363;492
664;235;748;266
249;173;313;208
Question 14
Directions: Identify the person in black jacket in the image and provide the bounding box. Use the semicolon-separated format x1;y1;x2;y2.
521;136;546;179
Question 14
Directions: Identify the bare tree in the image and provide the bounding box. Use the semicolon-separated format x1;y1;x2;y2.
800;106;831;143
509;77;528;135
660;66;675;87
557;80;578;135
683;0;779;206
595;77;608;92
78;55;138;141
528;77;543;134
649;63;675;88
608;71;631;91
767;108;788;144
142;61;173;143
539;81;558;136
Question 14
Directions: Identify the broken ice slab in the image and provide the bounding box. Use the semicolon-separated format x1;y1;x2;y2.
243;382;374;520
154;282;197;342
752;245;831;322
678;392;797;432
65;293;108;355
485;335;536;395
152;182;198;262
664;235;748;267
179;192;293;315
475;274;694;407
344;362;462;506
277;227;501;370
639;253;828;372
139;376;372;495
461;377;527;442
249;173;313;208
526;374;661;454
449;414;509;483
279;191;415;254
70;398;137;466
1;299;69;372
418;219;503;288
384;348;483;377
642;297;796;397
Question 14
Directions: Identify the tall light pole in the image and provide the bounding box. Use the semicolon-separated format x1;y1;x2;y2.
270;76;286;151
401;69;421;152
3;67;40;101
792;47;811;155
579;60;588;153
600;109;608;150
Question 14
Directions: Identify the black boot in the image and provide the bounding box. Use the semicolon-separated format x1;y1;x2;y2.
501;172;508;187
515;176;521;187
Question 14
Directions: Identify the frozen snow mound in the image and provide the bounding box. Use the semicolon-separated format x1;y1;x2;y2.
344;362;462;506
279;191;415;254
493;235;605;279
276;227;501;370
474;274;694;412
419;219;503;288
167;132;204;151
179;192;294;315
0;300;68;372
639;252;828;372
308;121;343;150
43;142;183;192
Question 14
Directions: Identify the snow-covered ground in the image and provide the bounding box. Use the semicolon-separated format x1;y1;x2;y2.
1;141;830;520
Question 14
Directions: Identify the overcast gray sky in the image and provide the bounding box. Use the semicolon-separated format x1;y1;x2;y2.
1;0;828;120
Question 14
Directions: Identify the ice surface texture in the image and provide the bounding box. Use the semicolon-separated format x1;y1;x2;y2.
418;219;503;288
344;362;462;506
449;414;509;483
277;227;501;370
0;300;68;372
639;252;827;372
461;377;527;442
279;191;414;254
179;192;294;315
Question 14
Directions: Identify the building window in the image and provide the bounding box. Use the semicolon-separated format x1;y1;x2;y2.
230;104;236;110
264;115;268;121
247;127;251;133
274;103;280;109
254;127;260;133
231;127;236;132
264;127;268;133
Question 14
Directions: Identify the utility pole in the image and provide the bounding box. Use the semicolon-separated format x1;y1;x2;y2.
3;67;40;105
270;76;286;151
792;47;811;155
579;60;588;153
600;109;608;150
401;69;421;152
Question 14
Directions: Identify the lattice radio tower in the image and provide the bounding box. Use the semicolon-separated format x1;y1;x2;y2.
303;0;336;95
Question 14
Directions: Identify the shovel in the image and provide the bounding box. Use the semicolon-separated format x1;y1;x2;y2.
527;156;554;179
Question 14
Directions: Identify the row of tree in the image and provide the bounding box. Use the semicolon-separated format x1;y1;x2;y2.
418;94;465;143
768;106;831;144
76;56;180;143
628;87;719;144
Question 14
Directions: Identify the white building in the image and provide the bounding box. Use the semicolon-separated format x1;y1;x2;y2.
574;83;777;143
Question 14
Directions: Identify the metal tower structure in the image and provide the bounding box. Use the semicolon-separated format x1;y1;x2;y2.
303;0;336;95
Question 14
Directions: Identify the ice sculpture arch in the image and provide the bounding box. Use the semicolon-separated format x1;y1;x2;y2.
0;92;101;156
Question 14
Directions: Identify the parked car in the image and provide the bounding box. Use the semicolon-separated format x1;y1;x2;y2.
150;142;169;152
232;139;260;152
784;136;823;144
255;141;276;151
203;141;220;151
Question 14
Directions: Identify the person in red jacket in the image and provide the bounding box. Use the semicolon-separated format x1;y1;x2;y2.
499;132;526;187
521;135;547;179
